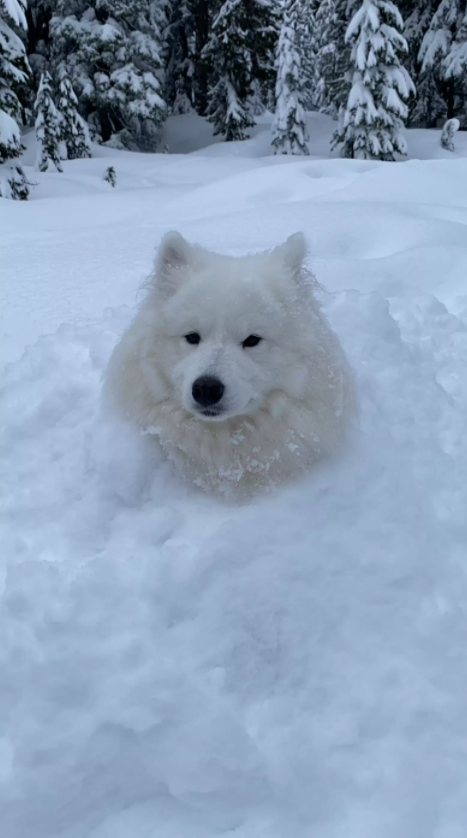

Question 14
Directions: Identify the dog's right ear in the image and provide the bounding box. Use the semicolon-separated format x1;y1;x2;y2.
155;231;192;297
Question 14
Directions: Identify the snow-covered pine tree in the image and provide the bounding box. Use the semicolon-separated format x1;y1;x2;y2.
25;0;55;95
314;0;336;110
315;0;353;117
165;0;197;113
0;0;30;199
50;0;167;150
409;65;447;126
203;0;255;140
171;75;195;113
35;70;63;171
333;0;415;160
250;0;278;112
444;3;467;126
420;0;467;127
57;68;91;159
297;0;317;110
247;78;266;115
203;0;276;141
271;0;309;155
402;0;446;127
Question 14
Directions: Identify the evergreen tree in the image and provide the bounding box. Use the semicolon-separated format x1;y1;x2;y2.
409;66;447;126
297;0;317;109
192;0;212;114
333;0;415;160
420;0;467;126
248;78;266;115
251;0;279;110
35;69;63;171
315;0;354;117
57;67;91;159
444;4;467;96
271;0;309;155
0;0;30;199
314;0;336;110
203;0;276;141
166;0;234;117
50;0;167;149
25;0;55;95
402;0;446;127
171;75;195;114
165;0;196;113
203;0;253;141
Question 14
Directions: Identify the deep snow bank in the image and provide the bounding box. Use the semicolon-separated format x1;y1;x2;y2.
2;282;467;837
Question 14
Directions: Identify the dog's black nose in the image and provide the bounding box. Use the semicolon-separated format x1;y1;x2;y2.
192;376;224;407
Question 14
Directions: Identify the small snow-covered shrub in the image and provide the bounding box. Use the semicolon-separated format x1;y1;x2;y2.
440;118;460;152
103;166;117;187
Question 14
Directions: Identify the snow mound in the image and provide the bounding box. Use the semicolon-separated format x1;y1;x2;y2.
2;281;467;837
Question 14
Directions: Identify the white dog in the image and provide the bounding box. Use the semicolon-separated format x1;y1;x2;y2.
103;231;355;496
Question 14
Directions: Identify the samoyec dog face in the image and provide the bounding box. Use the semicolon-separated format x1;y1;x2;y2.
104;231;354;495
146;232;316;422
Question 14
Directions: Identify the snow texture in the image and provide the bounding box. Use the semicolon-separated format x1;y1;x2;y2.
2;111;467;837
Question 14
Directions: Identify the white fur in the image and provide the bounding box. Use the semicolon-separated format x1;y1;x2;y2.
103;231;356;497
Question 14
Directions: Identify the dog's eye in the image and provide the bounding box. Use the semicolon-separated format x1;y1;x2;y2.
242;335;262;348
185;332;201;345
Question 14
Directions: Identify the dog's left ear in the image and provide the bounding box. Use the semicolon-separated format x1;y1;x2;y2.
274;232;307;276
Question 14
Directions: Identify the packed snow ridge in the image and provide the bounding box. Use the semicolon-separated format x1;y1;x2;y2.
2;114;467;837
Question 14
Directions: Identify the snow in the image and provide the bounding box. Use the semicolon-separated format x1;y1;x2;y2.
2;111;467;837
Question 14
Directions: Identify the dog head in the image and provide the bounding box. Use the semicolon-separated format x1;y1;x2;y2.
145;231;318;422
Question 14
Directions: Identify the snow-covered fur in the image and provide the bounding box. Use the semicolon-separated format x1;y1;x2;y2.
103;232;355;497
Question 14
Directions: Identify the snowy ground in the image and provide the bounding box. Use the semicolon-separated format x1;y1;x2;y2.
2;112;467;837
